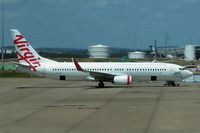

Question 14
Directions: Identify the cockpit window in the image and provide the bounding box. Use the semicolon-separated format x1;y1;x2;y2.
179;68;185;70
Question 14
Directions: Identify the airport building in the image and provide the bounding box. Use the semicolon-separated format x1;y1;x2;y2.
184;45;200;61
128;51;146;59
157;46;184;57
88;44;110;59
0;46;15;54
157;44;200;60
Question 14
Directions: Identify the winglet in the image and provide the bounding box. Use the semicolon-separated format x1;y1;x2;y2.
72;58;84;71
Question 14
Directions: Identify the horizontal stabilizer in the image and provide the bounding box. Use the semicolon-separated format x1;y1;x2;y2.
10;61;31;69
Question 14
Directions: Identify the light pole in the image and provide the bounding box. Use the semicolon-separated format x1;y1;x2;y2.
1;0;4;71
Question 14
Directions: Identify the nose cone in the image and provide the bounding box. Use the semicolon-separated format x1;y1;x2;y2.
182;70;193;78
188;71;193;77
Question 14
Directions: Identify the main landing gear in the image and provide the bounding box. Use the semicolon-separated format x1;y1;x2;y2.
164;81;179;87
98;81;104;88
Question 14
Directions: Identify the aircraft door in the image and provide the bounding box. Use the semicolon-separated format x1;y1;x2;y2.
60;75;66;80
151;76;157;81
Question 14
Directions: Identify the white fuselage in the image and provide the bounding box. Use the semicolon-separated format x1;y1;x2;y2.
11;29;193;86
19;61;192;82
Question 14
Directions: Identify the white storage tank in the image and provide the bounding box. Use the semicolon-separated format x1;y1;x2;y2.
128;51;145;59
184;45;195;61
88;44;109;59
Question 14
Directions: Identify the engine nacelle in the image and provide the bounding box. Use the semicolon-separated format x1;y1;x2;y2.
113;75;132;85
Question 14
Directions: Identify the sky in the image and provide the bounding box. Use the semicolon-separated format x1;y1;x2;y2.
1;0;200;49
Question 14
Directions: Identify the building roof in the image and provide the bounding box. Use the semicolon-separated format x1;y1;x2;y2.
89;44;108;48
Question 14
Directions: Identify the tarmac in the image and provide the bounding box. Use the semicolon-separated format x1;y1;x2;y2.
0;78;200;133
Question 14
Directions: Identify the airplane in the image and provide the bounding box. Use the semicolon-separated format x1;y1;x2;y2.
10;29;193;87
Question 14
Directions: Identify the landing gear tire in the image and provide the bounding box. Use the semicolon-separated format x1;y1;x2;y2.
98;81;104;88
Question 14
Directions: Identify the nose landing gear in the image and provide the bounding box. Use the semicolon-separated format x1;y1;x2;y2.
164;81;179;87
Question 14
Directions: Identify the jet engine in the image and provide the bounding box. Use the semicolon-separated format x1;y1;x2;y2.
113;75;132;85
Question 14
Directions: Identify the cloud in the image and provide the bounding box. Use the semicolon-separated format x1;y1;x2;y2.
44;0;68;3
5;11;21;18
86;0;132;8
95;0;108;8
0;10;21;19
1;0;22;18
183;0;199;4
152;12;165;18
4;0;21;4
110;0;131;5
167;3;180;9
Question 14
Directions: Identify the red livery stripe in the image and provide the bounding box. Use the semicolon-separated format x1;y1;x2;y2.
127;75;130;85
73;58;84;71
14;35;28;44
14;35;41;72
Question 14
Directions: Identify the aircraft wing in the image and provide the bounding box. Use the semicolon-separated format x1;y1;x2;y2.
89;71;116;81
72;58;117;81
